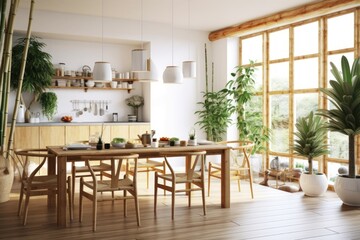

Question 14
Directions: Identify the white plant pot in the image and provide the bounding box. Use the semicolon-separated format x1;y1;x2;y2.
299;173;328;197
334;175;360;206
0;169;14;203
188;139;197;146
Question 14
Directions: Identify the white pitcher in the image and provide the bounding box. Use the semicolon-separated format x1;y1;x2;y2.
16;104;25;123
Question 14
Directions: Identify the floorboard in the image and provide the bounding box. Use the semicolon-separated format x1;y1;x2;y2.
1;174;359;240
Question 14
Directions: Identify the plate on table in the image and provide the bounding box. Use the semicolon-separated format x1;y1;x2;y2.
65;143;91;150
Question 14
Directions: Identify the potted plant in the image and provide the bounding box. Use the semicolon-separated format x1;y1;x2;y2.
11;36;54;122
292;111;329;196
169;137;179;146
125;95;144;122
38;92;57;120
188;128;197;146
319;55;360;206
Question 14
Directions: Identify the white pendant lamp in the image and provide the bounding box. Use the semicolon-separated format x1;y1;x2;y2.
132;0;148;72
132;49;147;72
182;0;196;78
163;0;183;84
163;66;182;84
182;61;196;78
93;62;112;81
93;0;112;81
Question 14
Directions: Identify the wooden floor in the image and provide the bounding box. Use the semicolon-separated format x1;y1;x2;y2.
1;175;360;240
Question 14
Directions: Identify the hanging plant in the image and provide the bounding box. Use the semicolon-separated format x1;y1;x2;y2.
38;92;57;120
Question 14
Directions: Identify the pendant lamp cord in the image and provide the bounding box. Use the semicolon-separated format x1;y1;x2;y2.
101;0;104;61
187;0;190;59
141;0;143;49
171;0;174;65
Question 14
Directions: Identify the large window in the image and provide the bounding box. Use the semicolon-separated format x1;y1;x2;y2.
239;10;357;183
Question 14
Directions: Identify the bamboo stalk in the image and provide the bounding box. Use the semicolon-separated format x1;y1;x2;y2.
0;0;7;61
0;0;19;163
5;0;35;172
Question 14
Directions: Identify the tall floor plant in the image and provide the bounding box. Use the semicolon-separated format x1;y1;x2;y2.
319;55;360;178
0;0;34;203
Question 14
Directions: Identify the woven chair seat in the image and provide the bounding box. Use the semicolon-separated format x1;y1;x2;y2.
157;172;202;183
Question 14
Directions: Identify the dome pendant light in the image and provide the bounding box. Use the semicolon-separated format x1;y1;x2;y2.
182;0;196;78
132;0;148;72
93;0;112;81
163;0;183;84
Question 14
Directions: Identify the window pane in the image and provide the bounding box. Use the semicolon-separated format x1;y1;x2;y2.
328;13;354;51
242;35;262;64
270;95;289;153
269;29;289;60
329;132;348;159
269;62;289;91
294;93;318;120
248;95;263;113
254;66;263;92
294;58;318;89
294;21;319;56
294;158;319;173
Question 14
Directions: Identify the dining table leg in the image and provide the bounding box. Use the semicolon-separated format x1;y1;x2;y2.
47;153;56;208
221;149;230;208
57;156;68;227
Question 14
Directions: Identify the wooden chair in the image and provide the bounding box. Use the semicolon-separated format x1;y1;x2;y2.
126;158;166;193
70;140;112;208
15;149;73;226
154;151;207;220
79;154;140;232
208;140;255;199
71;160;112;211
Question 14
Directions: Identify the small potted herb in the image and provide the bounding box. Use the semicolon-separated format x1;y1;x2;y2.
188;128;197;146
169;137;179;146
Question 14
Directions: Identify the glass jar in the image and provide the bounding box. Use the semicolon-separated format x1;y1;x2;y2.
59;63;65;77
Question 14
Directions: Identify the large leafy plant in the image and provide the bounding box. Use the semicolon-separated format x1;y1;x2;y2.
293;111;329;174
11;37;53;111
319;55;360;178
225;64;270;154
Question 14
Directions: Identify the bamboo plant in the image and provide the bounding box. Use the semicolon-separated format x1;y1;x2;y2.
195;44;234;142
319;55;360;179
0;0;34;176
292;111;329;174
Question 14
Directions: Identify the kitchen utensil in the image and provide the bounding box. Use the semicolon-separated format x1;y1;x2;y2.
77;101;83;115
105;101;109;111
94;102;98;116
99;101;105;116
84;102;88;112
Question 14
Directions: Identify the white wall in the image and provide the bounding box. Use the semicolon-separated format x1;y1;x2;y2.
212;37;239;141
12;8;210;141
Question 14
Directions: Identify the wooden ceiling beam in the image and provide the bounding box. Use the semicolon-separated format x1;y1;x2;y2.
208;0;360;41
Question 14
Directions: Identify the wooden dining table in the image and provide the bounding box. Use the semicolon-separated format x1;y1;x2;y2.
47;144;231;227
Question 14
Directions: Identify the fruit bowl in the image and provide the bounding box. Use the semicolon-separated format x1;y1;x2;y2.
61;116;73;122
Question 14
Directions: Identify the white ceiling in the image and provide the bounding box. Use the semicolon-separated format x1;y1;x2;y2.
19;0;321;32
